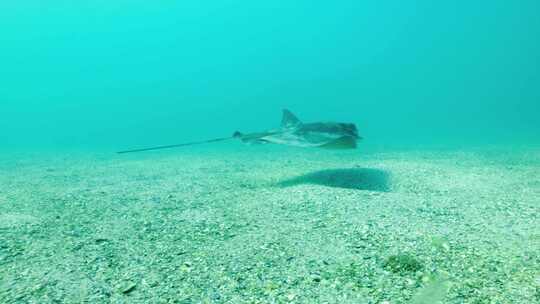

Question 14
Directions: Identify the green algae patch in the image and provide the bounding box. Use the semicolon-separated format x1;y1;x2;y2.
383;253;423;274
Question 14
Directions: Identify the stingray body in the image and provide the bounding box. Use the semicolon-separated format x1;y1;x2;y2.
233;110;360;149
117;109;361;154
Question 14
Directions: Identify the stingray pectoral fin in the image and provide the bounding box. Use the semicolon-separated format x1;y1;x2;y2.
318;136;357;149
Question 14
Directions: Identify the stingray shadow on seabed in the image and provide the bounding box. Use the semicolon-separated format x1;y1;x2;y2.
277;168;392;192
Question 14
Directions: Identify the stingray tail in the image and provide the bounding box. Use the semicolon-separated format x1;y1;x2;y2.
117;136;234;154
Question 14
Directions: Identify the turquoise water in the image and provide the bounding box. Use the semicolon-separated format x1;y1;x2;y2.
1;1;539;152
2;3;540;303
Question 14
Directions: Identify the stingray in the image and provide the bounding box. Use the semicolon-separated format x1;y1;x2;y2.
117;109;361;154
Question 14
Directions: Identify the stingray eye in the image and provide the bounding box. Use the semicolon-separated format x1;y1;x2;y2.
342;123;354;131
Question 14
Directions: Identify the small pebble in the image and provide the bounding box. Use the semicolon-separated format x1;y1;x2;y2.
121;282;137;294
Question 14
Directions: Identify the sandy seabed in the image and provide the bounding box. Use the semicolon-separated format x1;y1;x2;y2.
1;146;539;303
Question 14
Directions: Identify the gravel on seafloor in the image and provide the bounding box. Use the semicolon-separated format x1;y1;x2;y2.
0;147;539;303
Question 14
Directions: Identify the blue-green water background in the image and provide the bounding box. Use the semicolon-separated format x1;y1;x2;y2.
1;1;539;152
